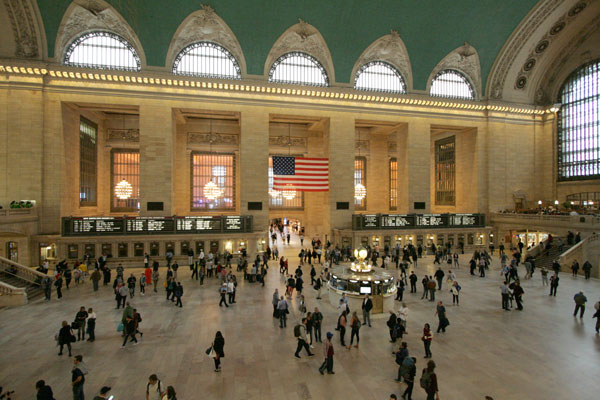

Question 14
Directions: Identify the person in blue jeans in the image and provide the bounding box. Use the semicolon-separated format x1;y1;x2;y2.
71;355;85;400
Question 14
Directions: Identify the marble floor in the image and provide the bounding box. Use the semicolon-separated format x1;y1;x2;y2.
1;233;599;400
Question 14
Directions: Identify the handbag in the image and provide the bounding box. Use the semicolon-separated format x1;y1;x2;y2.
117;322;124;332
205;345;213;355
70;334;77;343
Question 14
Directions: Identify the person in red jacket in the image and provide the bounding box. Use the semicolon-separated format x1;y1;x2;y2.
421;323;433;358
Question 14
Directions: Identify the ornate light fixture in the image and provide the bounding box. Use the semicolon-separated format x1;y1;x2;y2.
203;180;223;200
282;184;296;200
115;179;133;200
354;182;366;200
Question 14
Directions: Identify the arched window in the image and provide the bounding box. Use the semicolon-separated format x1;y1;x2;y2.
558;60;600;181
268;52;329;87
64;31;141;71
173;42;241;79
354;61;406;93
430;69;475;100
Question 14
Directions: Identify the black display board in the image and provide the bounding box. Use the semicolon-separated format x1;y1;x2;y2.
352;213;485;230
62;215;253;236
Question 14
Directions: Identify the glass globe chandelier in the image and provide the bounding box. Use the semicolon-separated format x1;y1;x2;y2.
354;183;366;200
203;180;223;200
115;179;133;200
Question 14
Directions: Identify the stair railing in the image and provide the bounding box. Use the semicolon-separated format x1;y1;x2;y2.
0;256;48;286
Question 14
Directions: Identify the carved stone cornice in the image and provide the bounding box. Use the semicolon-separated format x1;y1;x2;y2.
3;0;39;58
107;128;139;142
269;136;307;149
188;132;239;146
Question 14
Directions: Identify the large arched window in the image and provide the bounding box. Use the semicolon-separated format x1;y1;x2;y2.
354;61;406;93
173;42;241;79
268;52;329;87
558;60;600;181
64;31;141;71
430;69;475;100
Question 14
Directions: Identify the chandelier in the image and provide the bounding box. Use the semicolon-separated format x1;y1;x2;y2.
354;183;366;200
115;179;133;200
282;184;296;200
268;188;281;198
203;180;223;200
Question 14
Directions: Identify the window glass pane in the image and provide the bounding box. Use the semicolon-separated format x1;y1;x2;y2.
389;158;397;210
79;118;97;205
268;52;329;87
64;31;141;71
435;136;455;205
355;157;366;210
173;42;241;79
558;60;600;181
430;69;475;100
191;153;235;210
111;150;140;211
355;61;406;93
268;156;304;208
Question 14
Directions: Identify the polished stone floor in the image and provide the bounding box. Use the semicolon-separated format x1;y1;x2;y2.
1;233;599;400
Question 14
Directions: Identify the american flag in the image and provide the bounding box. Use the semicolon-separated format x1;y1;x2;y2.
272;156;329;191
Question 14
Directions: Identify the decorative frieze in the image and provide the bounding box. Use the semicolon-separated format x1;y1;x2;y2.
188;132;239;146
107;129;140;142
269;136;307;149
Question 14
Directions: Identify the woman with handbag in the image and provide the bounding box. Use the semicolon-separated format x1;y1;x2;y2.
212;331;225;372
421;323;433;358
58;320;74;356
347;311;361;349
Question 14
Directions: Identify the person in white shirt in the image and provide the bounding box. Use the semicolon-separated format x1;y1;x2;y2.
145;374;165;400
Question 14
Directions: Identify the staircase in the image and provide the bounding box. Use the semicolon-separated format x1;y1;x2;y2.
0;256;49;306
0;271;44;301
527;238;573;271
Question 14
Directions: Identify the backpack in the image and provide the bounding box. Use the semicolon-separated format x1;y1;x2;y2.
420;369;432;390
146;380;162;395
456;284;461;292
395;351;404;366
400;357;415;379
294;324;302;338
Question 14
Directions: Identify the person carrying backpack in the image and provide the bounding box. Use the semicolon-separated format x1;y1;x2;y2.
293;318;314;358
420;359;439;400
394;342;409;382
401;356;417;399
145;374;165;400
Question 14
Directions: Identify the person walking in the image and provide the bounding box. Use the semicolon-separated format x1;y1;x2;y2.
75;306;88;341
272;289;279;318
294;318;314;358
212;331;225;372
163;386;177;400
127;273;136;298
394;341;409;381
409;272;417;293
339;310;347;347
421;359;439;400
174;282;183;307
315;274;323;299
86;308;96;342
117;284;128;309
277;296;289;328
512;281;524;311
122;313;138;347
582;261;592;280
450;281;460;305
152;270;159;293
500;281;510;310
401;357;417;400
58;320;74;356
90;268;101;292
55;275;63;299
573;291;587;318
71;355;86;400
427;277;436;302
313;307;323;342
421;323;433;358
420;276;429;300
35;380;54;400
435;301;449;333
541;267;549;286
93;386;112;400
145;374;165;400
434;268;445;290
319;332;335;375
593;301;600;334
219;283;228;307
399;303;409;332
550;273;559;296
347;311;361;349
387;310;398;342
362;294;373;327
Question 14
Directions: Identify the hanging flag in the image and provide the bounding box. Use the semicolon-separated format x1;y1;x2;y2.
272;156;329;191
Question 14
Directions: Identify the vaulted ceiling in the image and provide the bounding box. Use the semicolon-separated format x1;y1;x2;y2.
35;0;539;90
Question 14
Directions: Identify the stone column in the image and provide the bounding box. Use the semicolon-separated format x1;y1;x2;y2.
328;116;355;231
139;104;173;215
406;120;431;212
240;110;269;257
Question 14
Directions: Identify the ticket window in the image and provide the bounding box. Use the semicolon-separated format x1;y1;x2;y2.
447;235;455;247
407;236;414;245
342;237;352;248
384;236;391;248
40;243;57;262
6;241;18;262
84;243;95;259
372;237;380;248
426;235;434;246
118;243;128;258
237;241;246;253
196;241;205;255
477;234;484;246
134;242;144;257
467;234;474;245
224;241;233;253
361;237;368;247
395;236;402;246
416;235;423;246
437;235;444;246
101;243;112;257
257;240;266;253
165;242;175;255
150;242;160;257
210;240;219;254
458;234;465;247
67;244;78;260
180;241;190;256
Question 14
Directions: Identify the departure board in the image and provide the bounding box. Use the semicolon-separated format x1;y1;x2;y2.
353;213;485;230
62;215;253;236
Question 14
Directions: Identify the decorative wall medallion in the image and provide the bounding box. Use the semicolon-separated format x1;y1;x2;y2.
549;21;566;35
107;129;140;142
188;132;239;146
568;1;587;16
269;136;307;149
535;40;550;54
523;58;536;71
3;0;39;57
516;76;527;89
